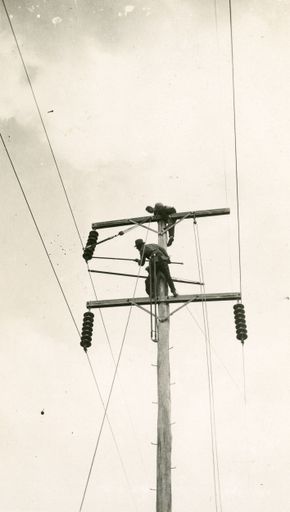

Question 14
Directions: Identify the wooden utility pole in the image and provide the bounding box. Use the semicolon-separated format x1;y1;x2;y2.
85;207;240;512
156;219;172;512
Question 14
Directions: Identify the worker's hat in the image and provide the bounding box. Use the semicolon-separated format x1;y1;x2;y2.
154;202;164;209
134;238;144;248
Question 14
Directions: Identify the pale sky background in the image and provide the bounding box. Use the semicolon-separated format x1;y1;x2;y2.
1;0;290;511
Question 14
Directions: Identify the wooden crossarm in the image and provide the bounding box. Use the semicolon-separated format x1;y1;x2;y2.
92;208;230;230
87;292;240;309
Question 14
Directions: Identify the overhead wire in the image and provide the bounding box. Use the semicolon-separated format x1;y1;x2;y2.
228;0;247;405
85;353;139;512
185;306;242;395
1;3;146;504
1;0;84;249
193;219;223;512
228;0;243;300
87;262;148;481
212;0;237;302
0;134;80;337
79;233;149;512
0;134;139;511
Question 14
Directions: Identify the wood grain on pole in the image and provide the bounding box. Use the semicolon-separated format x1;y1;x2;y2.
156;219;172;512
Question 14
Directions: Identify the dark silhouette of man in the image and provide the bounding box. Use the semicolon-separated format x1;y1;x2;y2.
145;202;176;246
134;239;178;297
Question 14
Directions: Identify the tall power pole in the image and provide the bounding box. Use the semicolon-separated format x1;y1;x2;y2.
85;207;240;511
156;218;172;512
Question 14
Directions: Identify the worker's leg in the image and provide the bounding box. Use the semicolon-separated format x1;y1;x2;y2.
145;276;151;296
160;262;177;296
167;218;175;246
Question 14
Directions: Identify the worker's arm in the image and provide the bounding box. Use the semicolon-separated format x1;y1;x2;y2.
166;206;176;215
139;249;147;266
135;247;148;266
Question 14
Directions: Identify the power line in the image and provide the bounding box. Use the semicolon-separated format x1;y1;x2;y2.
1;4;145;500
193;219;223;512
185;306;242;395
228;0;248;423
1;134;138;510
87;262;148;476
0;133;80;337
1;2;147;449
1;0;84;249
79;299;137;512
85;353;139;512
228;0;243;299
79;234;149;511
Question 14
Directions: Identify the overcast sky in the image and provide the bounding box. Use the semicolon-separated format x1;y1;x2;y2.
1;1;290;511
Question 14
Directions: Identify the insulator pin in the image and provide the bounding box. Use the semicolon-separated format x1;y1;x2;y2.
80;311;94;351
82;230;99;261
233;303;248;343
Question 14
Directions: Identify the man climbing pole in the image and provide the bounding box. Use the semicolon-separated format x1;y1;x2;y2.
134;239;178;297
145;202;176;246
145;266;155;298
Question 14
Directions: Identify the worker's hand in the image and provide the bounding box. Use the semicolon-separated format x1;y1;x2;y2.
134;258;141;264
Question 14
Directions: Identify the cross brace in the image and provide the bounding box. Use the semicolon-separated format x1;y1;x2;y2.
87;292;240;309
92;208;230;230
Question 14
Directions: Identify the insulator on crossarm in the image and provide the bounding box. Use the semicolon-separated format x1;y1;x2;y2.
233;303;248;344
82;229;99;261
80;311;94;351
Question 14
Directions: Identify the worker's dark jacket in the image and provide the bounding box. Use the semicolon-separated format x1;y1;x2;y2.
138;243;170;266
138;243;176;294
154;205;176;220
154;205;176;241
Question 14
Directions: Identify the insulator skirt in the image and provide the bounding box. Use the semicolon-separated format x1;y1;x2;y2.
233;303;248;343
84;311;94;319
81;334;92;342
80;311;94;350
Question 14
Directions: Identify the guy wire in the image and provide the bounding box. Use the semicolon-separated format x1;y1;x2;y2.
193;219;223;512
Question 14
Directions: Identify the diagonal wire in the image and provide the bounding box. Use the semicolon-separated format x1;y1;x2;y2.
78;236;149;511
79;307;135;512
193;219;223;512
1;0;84;249
185;306;242;395
0;133;80;337
228;0;242;299
87;262;148;480
85;353;139;512
3;2;158;504
228;0;248;419
2;4;147;502
0;134;138;512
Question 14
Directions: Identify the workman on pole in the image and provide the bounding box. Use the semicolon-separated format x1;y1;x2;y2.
134;239;178;296
145;264;161;298
145;202;176;246
145;266;155;298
